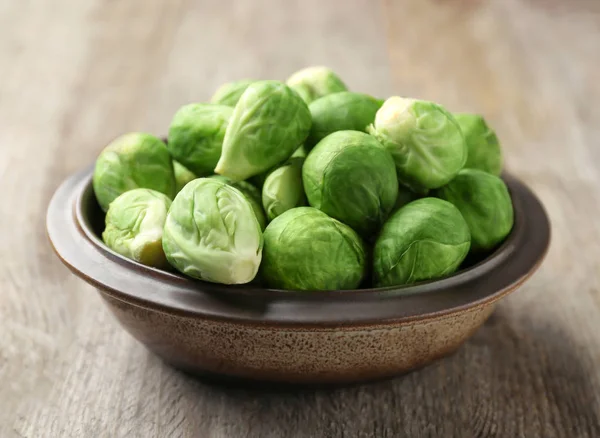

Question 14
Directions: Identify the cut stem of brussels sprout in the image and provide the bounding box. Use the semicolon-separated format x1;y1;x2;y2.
214;80;312;181
93;132;176;212
162;178;263;285
453;113;503;176
433;168;514;253
102;189;172;268
260;207;367;290
167;103;233;177
367;97;467;191
373;197;471;287
286;66;348;104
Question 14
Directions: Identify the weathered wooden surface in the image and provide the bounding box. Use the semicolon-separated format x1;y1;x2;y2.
2;0;600;436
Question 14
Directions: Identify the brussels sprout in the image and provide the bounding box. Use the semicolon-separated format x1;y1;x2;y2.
102;189;172;268
210;79;254;106
367;97;467;191
215;80;312;181
262;157;307;221
162;178;263;285
208;175;267;230
302;130;398;237
373;198;471;287
173;160;197;193
286;66;348;104
305;91;383;150
433;169;514;252
93;132;176;212
167;103;233;177
454;113;503;176
260;207;366;290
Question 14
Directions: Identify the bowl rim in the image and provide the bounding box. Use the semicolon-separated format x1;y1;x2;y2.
46;165;551;327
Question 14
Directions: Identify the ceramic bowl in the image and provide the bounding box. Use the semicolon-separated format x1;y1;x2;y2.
46;165;550;385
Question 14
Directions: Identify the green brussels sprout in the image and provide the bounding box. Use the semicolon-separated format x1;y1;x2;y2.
210;79;254;106
215;80;312;181
286;66;348;104
373;198;471;287
167;103;233;177
454;113;503;176
93;132;176;212
208;175;267;230
260;207;366;290
173;160;197;193
162;178;263;285
302;130;398;237
433;168;514;252
262;157;307;221
367;97;467;191
102;189;172;268
305;91;383;150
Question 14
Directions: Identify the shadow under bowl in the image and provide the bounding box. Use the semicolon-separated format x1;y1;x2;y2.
46;166;550;385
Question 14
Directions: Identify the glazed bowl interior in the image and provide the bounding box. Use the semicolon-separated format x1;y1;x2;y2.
78;176;498;292
48;166;551;326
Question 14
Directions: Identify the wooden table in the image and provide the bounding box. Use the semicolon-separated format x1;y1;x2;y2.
3;0;600;436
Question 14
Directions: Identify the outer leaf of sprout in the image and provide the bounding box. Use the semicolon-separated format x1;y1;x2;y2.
260;207;366;290
93;132;176;212
367;97;467;191
305;91;383;150
262;157;307;221
102;188;172;268
454;113;503;176
208;175;267;231
167;103;233;177
173;160;197;194
433;168;514;252
214;80;312;181
286;66;348;104
210;79;254;106
162;178;263;284
302;130;398;237
373;197;471;287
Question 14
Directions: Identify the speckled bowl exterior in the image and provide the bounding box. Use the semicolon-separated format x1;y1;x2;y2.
47;166;550;385
103;292;495;383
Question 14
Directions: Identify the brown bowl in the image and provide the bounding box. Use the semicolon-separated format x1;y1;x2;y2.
46;165;550;385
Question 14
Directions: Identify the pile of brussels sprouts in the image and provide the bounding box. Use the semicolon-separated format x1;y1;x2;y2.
93;66;514;291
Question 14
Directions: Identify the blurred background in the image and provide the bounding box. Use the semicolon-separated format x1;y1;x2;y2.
2;0;600;436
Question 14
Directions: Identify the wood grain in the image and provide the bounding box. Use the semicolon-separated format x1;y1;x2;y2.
2;0;600;436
